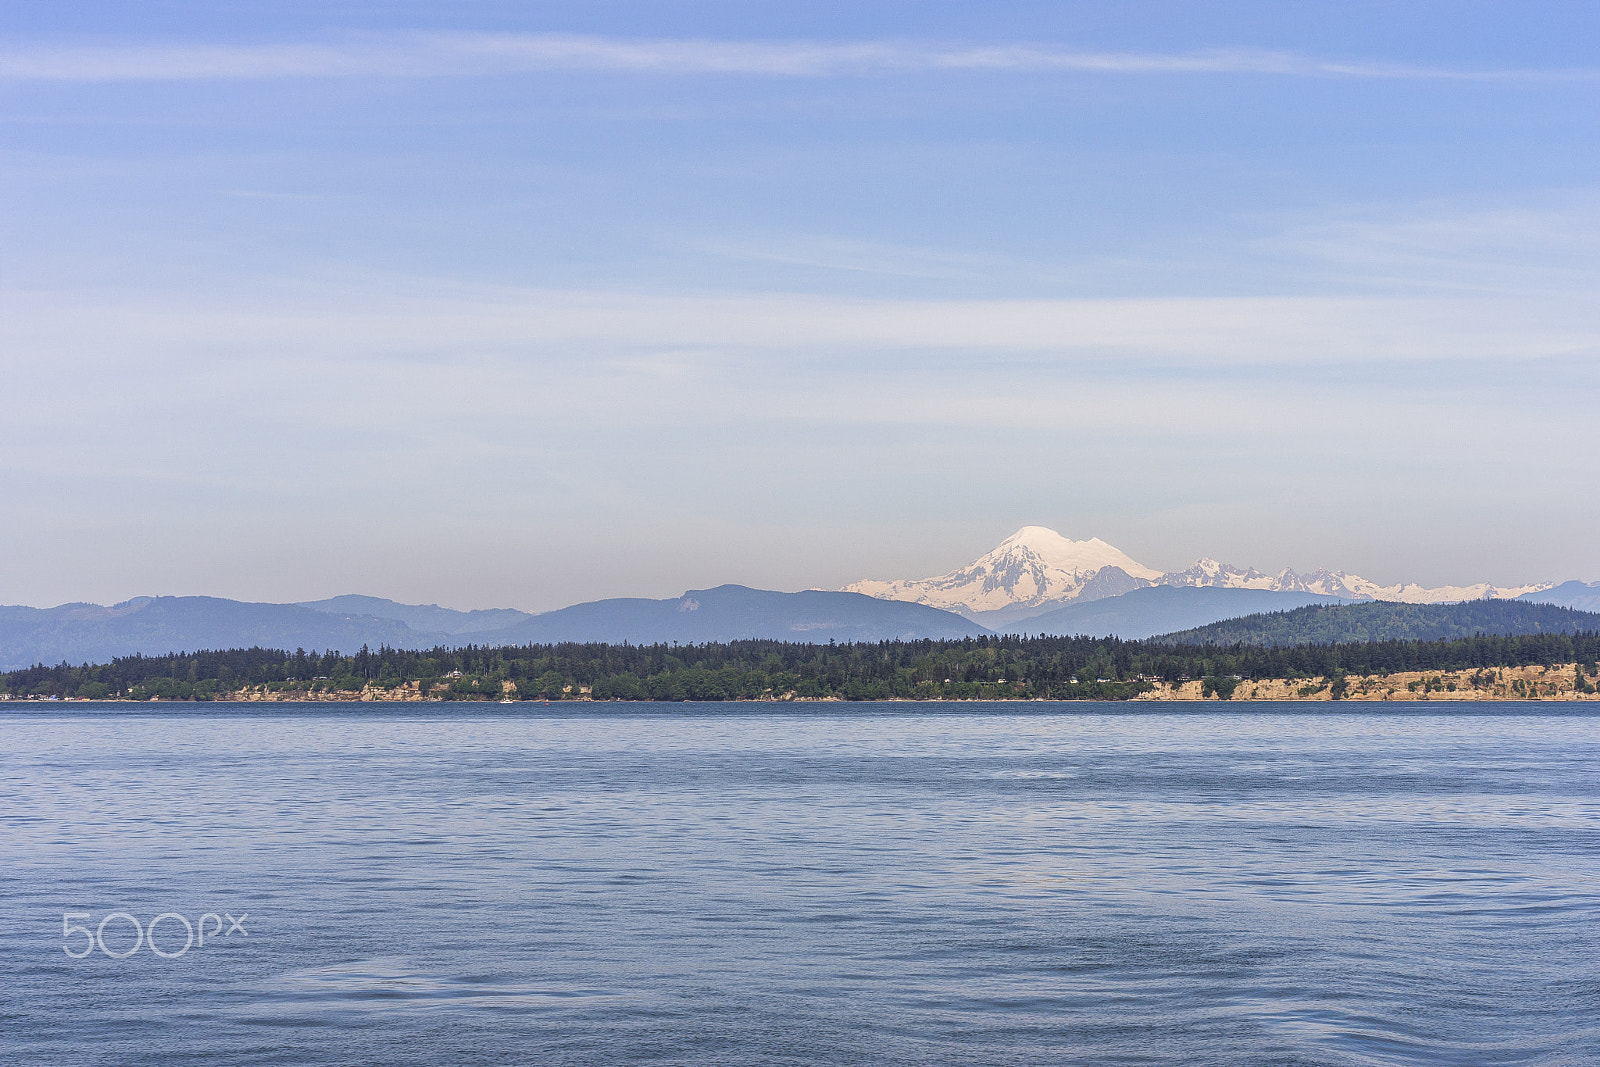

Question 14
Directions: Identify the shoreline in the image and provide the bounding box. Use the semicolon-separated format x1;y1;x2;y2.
7;661;1598;705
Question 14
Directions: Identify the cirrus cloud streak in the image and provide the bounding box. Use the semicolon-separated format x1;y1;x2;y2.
0;33;1590;83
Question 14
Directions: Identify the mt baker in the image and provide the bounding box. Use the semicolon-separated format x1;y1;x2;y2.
845;526;1554;623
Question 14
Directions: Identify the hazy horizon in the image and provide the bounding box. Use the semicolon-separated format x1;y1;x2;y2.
6;2;1599;612
5;521;1593;615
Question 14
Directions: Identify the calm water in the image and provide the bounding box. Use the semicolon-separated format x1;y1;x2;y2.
1;703;1596;1066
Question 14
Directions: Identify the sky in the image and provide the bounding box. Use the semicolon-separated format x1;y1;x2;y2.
3;1;1599;611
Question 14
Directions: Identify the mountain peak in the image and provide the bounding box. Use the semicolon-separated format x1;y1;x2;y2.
843;526;1159;613
987;527;1160;577
845;529;1560;615
1003;526;1100;548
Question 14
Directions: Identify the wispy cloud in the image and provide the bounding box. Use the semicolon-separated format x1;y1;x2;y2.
1267;196;1600;295
0;33;1590;83
7;283;1597;368
4;274;1595;604
695;232;1004;281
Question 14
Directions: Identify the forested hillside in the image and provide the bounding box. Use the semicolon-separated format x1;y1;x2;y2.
1156;600;1600;646
5;630;1599;702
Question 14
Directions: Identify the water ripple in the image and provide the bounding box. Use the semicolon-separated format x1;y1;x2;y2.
2;703;1597;1065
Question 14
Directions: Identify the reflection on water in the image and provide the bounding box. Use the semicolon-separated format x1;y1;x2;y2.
2;703;1597;1065
263;957;625;1012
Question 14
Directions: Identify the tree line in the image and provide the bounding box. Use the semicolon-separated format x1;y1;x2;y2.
4;631;1600;702
1162;599;1600;646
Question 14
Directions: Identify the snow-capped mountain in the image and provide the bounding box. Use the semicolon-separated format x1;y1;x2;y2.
845;528;1554;614
1282;570;1548;604
1158;559;1550;603
843;526;1161;614
1157;559;1280;591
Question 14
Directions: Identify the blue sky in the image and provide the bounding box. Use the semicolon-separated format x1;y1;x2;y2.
4;2;1599;609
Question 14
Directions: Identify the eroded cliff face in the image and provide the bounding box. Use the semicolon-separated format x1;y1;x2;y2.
1135;663;1599;702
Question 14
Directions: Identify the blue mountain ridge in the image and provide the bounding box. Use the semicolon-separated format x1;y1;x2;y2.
296;594;534;635
485;585;987;645
1516;580;1600;613
0;597;443;671
0;586;988;670
8;581;1596;671
1009;587;1349;640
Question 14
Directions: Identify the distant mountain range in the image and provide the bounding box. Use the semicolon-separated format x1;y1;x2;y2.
845;526;1576;616
1516;580;1600;614
1010;587;1351;640
3;526;1595;669
481;585;984;646
1153;600;1600;647
0;597;435;672
297;594;532;635
0;586;987;670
